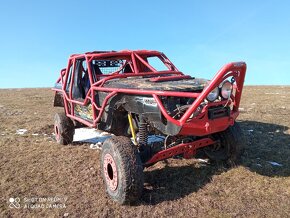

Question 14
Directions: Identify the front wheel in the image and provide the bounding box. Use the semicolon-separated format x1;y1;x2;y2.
100;136;144;205
204;122;245;165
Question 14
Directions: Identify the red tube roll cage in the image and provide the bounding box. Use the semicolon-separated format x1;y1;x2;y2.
53;50;246;132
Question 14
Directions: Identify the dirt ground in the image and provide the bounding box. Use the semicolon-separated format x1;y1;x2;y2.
0;86;290;217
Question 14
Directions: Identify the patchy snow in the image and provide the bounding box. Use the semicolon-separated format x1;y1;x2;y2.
73;128;165;150
265;92;280;95
16;129;28;135
268;161;283;167
283;129;290;134
73;128;111;144
197;158;209;163
89;142;102;150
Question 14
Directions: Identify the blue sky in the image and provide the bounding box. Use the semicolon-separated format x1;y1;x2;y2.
0;0;289;88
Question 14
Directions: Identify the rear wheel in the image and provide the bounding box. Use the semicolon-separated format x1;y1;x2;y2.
54;112;75;145
100;136;144;204
204;122;245;165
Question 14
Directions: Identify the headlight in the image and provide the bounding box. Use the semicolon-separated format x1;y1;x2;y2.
207;87;219;102
220;80;233;99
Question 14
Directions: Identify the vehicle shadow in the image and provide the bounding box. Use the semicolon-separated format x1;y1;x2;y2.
141;120;290;205
239;120;290;177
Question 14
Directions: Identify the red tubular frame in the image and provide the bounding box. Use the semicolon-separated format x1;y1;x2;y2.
145;137;215;165
53;50;246;134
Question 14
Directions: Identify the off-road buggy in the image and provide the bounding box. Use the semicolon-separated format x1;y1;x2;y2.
52;50;246;204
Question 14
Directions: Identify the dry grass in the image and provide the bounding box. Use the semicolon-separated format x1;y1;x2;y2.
0;87;290;217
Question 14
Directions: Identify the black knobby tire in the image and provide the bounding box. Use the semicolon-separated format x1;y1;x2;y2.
100;136;144;204
204;122;246;165
54;112;75;145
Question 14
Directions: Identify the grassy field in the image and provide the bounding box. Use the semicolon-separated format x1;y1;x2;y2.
0;86;290;217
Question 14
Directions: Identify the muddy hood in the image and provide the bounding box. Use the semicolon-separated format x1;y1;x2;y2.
103;77;208;92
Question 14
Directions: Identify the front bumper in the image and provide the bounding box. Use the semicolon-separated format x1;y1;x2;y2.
179;110;238;136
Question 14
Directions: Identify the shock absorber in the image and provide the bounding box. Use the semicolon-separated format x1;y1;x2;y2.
128;112;137;145
138;115;148;148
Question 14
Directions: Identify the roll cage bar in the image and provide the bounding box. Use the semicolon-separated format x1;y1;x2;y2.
53;50;246;129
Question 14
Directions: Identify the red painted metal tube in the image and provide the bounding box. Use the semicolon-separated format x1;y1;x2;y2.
92;87;200;98
152;94;180;125
149;75;191;82
179;62;246;124
53;48;246;133
88;62;246;127
94;91;117;125
145;137;215;165
134;53;157;72
82;50;162;62
91;71;183;87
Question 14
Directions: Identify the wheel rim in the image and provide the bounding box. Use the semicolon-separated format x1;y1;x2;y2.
103;153;118;191
54;123;60;142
